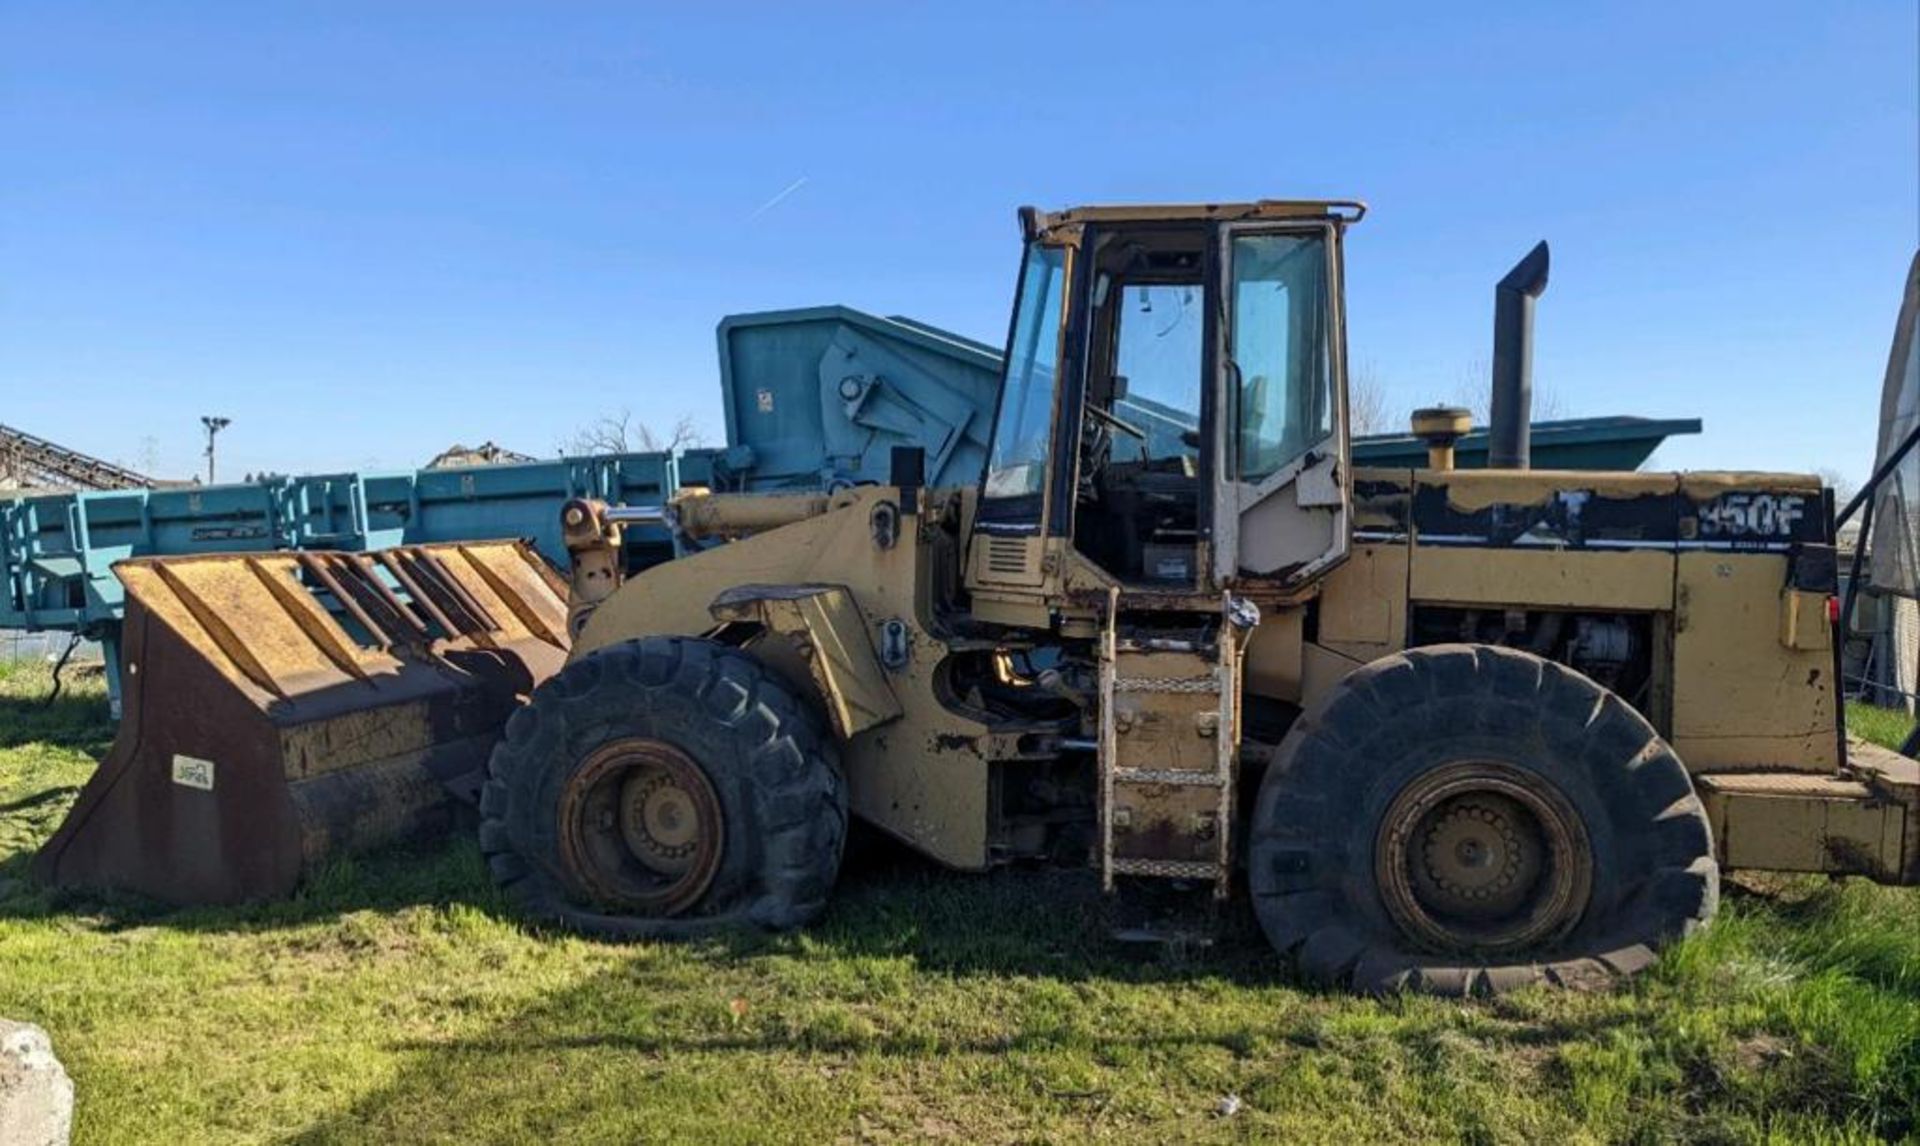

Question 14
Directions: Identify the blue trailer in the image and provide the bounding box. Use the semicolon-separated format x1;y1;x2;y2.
2;455;677;709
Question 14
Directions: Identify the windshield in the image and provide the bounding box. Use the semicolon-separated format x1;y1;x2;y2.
1113;282;1203;463
982;243;1068;512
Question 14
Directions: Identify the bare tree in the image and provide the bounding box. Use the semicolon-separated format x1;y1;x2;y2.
563;410;635;455
1815;467;1858;506
1348;360;1393;437
562;409;705;456
1449;355;1567;426
1534;384;1568;421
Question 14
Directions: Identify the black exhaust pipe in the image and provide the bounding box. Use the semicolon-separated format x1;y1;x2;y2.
1488;241;1550;470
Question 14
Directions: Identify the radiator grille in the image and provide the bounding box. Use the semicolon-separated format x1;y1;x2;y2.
984;537;1031;576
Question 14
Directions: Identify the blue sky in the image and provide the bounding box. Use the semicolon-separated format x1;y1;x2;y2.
2;2;1914;485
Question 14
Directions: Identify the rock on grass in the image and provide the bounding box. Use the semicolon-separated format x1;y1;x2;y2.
0;1019;73;1146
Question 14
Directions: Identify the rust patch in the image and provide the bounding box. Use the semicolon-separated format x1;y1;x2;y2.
1823;833;1885;878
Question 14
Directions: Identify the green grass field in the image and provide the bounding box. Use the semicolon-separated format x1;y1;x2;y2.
1;659;1917;1144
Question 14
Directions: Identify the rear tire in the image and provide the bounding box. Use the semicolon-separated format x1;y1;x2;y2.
480;636;846;939
1248;644;1717;995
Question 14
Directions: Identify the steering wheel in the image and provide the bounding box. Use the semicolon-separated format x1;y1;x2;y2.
1086;403;1148;441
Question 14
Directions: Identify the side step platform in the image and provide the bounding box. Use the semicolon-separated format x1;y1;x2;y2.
1697;739;1920;884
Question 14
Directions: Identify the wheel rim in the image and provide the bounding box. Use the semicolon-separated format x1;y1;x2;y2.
1375;762;1592;954
558;738;724;916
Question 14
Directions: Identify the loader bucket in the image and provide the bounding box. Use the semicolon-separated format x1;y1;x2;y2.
34;540;571;905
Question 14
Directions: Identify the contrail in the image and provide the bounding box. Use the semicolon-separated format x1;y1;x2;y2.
746;176;809;221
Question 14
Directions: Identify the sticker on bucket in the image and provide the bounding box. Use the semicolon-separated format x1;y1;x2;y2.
171;755;215;791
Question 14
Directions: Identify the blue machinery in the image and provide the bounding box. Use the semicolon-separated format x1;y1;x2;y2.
3;455;681;628
1;457;679;708
4;303;1700;708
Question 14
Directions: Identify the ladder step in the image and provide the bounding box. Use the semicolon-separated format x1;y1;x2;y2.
1112;767;1226;787
1116;638;1205;653
1108;857;1226;881
1112;676;1218;694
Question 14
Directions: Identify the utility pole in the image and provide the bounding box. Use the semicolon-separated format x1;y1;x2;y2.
200;416;231;484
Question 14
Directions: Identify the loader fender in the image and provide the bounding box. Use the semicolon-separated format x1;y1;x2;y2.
707;583;903;740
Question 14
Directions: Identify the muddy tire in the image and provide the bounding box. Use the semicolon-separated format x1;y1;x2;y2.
1248;643;1717;996
480;636;846;939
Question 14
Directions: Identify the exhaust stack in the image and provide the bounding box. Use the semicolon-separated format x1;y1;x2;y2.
1488;241;1550;470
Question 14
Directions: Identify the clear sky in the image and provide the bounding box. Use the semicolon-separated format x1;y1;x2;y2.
3;2;1915;485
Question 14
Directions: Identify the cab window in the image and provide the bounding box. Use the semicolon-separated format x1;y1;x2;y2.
982;243;1069;516
1229;233;1332;483
1112;283;1202;462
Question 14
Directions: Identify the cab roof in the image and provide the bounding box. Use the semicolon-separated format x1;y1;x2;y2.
1024;200;1366;240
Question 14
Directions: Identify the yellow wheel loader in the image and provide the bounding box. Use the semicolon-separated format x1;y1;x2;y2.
39;201;1920;996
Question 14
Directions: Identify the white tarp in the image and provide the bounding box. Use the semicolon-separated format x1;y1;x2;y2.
1869;253;1920;597
1864;253;1920;710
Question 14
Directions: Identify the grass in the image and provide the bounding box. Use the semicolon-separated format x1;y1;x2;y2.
1847;702;1914;756
1;662;1918;1144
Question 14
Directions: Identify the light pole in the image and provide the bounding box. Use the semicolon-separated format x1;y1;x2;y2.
201;416;231;484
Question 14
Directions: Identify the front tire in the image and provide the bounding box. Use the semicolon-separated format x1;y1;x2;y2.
480;636;846;939
1248;644;1717;995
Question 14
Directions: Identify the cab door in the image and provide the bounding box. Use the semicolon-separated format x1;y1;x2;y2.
1210;223;1350;586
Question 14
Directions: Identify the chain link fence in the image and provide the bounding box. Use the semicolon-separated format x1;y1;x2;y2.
0;631;103;671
